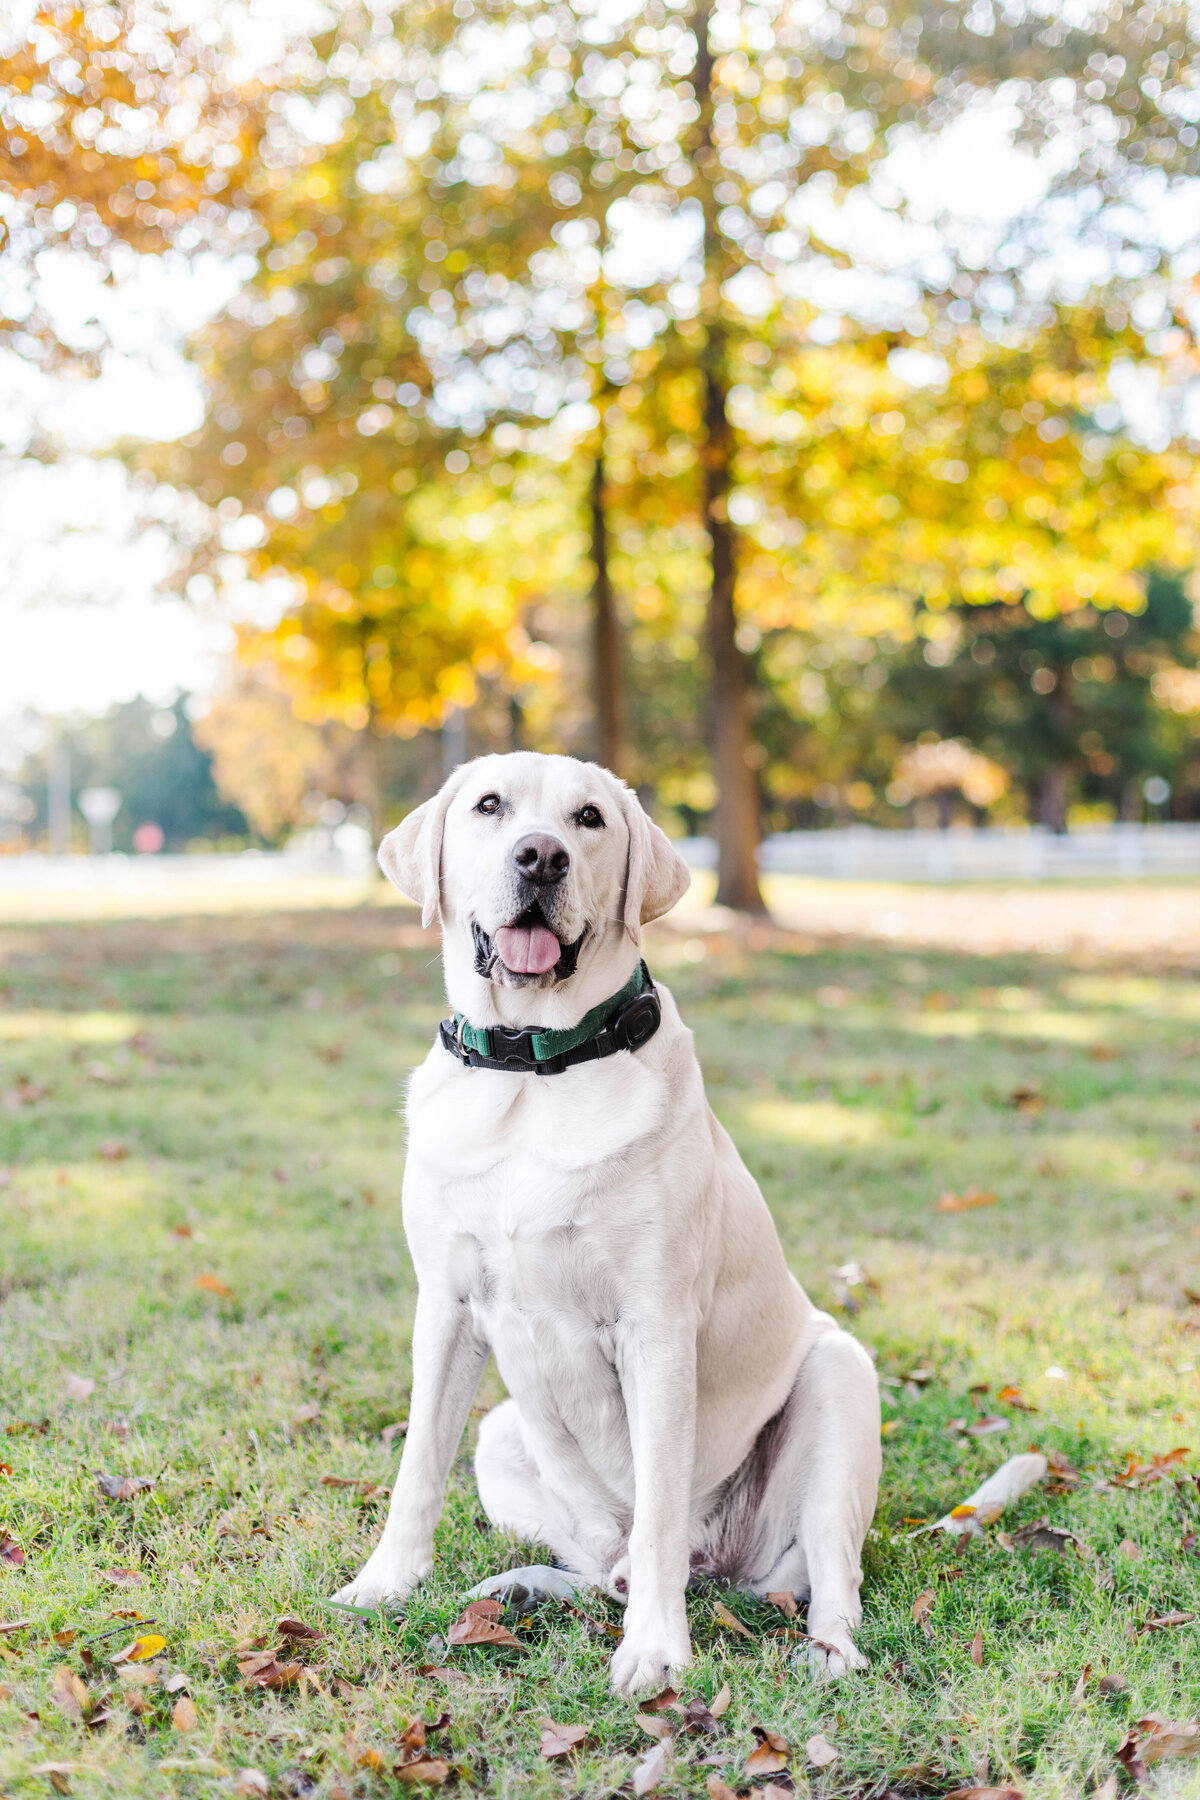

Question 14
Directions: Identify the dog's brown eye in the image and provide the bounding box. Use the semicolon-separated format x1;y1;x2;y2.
476;794;502;816
576;804;604;829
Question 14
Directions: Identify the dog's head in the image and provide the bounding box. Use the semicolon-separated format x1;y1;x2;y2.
378;752;690;1017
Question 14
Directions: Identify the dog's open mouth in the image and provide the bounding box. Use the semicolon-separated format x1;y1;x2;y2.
473;908;584;982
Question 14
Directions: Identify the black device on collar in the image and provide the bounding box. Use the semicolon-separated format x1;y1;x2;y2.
438;962;662;1076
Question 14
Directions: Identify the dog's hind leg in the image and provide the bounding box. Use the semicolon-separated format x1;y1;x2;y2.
473;1399;617;1594
740;1326;881;1677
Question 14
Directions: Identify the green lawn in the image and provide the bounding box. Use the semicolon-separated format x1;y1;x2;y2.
2;895;1200;1799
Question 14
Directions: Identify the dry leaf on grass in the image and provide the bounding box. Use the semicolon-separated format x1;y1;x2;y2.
95;1474;154;1502
633;1738;671;1795
195;1274;233;1298
1118;1714;1200;1781
101;1568;141;1587
447;1598;523;1650
709;1681;731;1719
1141;1610;1196;1632
539;1719;588;1758
1069;1665;1091;1708
912;1590;935;1639
1;1534;26;1568
97;1139;130;1160
1113;1448;1190;1488
964;1417;1010;1438
944;1788;1023;1800
64;1375;95;1402
238;1654;301;1690
997;1385;1037;1413
1010;1519;1092;1558
276;1616;323;1641
1118;1538;1140;1561
1008;1085;1044;1114
935;1189;999;1213
713;1599;754;1639
32;1762;74;1794
707;1780;738;1800
805;1732;838;1769
171;1695;198;1732
50;1667;89;1724
970;1628;984;1667
232;1774;271;1800
746;1726;790;1775
293;1402;322;1426
395;1757;451;1786
766;1591;797;1617
110;1634;166;1664
0;1618;32;1634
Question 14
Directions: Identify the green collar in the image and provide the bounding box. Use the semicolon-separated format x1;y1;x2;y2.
438;961;661;1075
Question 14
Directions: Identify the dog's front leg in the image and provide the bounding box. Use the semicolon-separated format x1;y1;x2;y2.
332;1284;487;1610
609;1322;696;1696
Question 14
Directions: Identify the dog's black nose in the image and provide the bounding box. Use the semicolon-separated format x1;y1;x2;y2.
512;833;570;885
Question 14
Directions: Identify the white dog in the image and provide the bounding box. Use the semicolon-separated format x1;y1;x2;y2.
334;752;880;1694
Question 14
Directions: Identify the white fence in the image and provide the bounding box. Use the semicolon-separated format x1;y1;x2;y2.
680;823;1200;881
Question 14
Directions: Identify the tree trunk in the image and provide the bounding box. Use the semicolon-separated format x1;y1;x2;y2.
1039;764;1068;834
692;0;765;913
589;449;625;776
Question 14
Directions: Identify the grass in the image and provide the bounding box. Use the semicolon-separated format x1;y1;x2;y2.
2;891;1200;1799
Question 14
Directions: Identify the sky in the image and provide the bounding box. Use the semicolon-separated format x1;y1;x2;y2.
2;58;1195;733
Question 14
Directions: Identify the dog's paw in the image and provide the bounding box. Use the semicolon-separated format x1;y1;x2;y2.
609;1628;691;1697
467;1566;581;1613
330;1547;425;1612
798;1632;868;1679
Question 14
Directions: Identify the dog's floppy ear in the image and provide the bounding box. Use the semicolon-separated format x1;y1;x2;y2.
378;774;463;928
619;782;691;943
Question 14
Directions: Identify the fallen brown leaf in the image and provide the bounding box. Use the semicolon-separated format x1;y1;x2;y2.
712;1599;754;1639
944;1788;1023;1800
95;1474;153;1502
936;1188;1000;1213
1009;1085;1044;1114
539;1719;588;1758
766;1591;797;1618
997;1385;1037;1413
54;1629;78;1648
100;1569;142;1587
1069;1665;1091;1708
447;1598;523;1650
50;1667;89;1724
633;1738;671;1795
0;1618;32;1634
171;1695;198;1732
1118;1538;1140;1561
1098;1673;1128;1695
32;1762;74;1794
1120;1714;1200;1774
195;1274;233;1298
293;1401;322;1425
805;1732;838;1769
160;1671;190;1694
1;1535;25;1568
232;1773;271;1799
710;1681;731;1719
1142;1611;1196;1632
746;1726;790;1776
912;1589;935;1639
970;1628;984;1667
964;1416;1010;1438
64;1375;96;1403
395;1757;451;1785
1011;1519;1091;1558
706;1780;738;1800
97;1139;130;1160
640;1687;678;1713
276;1616;323;1641
239;1656;301;1690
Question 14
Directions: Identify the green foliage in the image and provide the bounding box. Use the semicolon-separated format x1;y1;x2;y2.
20;699;248;851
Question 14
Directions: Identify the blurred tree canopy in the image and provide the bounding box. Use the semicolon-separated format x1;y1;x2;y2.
17;0;1195;875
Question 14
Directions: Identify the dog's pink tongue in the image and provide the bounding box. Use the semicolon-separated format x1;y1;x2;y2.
494;923;561;974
